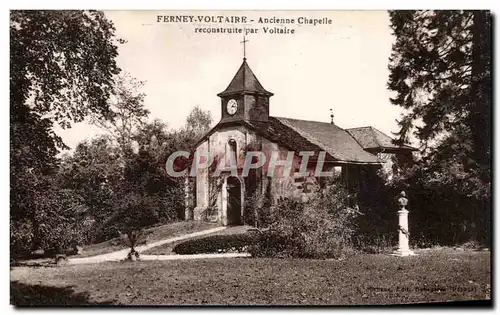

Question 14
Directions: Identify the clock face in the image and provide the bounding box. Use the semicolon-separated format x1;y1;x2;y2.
226;99;238;115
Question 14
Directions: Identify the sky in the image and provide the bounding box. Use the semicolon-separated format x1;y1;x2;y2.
55;10;406;150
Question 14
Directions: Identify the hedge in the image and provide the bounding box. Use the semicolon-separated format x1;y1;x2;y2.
172;232;258;255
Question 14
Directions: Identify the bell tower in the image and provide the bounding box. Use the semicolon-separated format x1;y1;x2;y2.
217;58;273;124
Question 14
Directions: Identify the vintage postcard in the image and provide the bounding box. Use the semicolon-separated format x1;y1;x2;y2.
10;10;491;306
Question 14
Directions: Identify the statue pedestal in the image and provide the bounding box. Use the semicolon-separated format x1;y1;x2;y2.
391;208;416;257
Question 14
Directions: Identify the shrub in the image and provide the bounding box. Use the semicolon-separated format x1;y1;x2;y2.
457;239;483;251
249;181;360;259
353;234;395;254
39;221;83;255
244;181;273;228
248;229;293;258
248;198;307;258
155;186;185;224
10;220;34;259
17;187;92;256
352;170;398;252
173;233;258;255
388;163;490;247
10;219;88;259
94;225;122;244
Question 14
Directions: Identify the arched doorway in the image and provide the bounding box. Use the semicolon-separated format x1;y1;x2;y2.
226;176;242;225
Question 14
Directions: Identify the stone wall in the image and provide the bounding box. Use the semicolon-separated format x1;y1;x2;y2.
193;140;209;220
191;126;368;225
193;125;258;223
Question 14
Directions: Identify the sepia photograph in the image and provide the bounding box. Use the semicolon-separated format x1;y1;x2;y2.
9;9;491;306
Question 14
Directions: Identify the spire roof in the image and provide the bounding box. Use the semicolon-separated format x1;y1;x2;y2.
217;59;273;97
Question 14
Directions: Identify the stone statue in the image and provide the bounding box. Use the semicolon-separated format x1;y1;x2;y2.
392;190;415;256
398;191;408;209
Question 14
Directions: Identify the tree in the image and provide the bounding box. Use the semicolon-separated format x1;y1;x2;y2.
107;149;167;260
93;72;150;157
388;10;491;245
11;10;121;139
58;135;123;241
388;10;491;196
110;191;159;260
10;10;122;252
134;119;168;147
185;105;213;138
176;105;214;173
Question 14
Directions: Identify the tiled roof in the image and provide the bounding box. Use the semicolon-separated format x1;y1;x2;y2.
247;118;321;153
198;118;415;164
246;117;381;164
270;117;381;164
346;126;418;151
217;59;273;97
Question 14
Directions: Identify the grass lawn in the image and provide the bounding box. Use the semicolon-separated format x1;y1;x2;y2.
79;221;219;257
10;248;490;306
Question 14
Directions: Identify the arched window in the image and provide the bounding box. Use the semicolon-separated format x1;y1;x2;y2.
228;139;237;164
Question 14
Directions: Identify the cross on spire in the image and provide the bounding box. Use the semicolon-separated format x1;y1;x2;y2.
240;36;249;60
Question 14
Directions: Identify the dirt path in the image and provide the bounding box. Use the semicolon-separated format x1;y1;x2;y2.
69;226;227;265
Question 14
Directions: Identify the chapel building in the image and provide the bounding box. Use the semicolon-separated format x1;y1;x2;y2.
185;58;416;226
